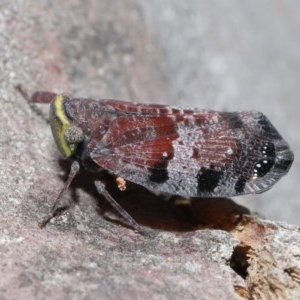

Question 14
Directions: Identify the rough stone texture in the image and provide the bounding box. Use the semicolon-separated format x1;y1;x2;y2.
0;1;299;299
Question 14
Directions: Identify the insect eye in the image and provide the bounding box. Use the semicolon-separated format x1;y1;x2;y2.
64;125;84;144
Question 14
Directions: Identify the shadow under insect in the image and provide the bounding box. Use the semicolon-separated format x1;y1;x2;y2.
56;159;250;233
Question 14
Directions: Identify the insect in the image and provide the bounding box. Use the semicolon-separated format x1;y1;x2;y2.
20;87;294;233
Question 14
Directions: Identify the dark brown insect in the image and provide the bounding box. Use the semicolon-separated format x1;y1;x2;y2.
20;87;294;232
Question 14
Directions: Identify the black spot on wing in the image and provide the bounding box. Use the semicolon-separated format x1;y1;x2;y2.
149;164;169;183
197;168;223;194
253;142;276;178
253;159;275;178
148;152;174;184
234;176;247;194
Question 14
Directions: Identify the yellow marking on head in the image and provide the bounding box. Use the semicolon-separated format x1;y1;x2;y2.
49;95;74;157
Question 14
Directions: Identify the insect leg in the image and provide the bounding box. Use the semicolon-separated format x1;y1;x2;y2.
38;161;80;228
94;180;146;234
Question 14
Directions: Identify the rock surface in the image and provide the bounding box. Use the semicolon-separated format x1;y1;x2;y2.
0;1;299;299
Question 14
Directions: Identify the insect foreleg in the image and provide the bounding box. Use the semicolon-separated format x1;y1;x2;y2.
38;161;80;228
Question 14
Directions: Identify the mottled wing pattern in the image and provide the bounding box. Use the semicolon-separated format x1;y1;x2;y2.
90;101;293;197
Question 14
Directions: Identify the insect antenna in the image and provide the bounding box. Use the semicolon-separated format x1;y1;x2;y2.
15;85;52;122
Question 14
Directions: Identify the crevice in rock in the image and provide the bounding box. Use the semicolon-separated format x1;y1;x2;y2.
230;244;251;279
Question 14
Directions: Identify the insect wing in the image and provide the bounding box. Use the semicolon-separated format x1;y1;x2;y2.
90;101;293;197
